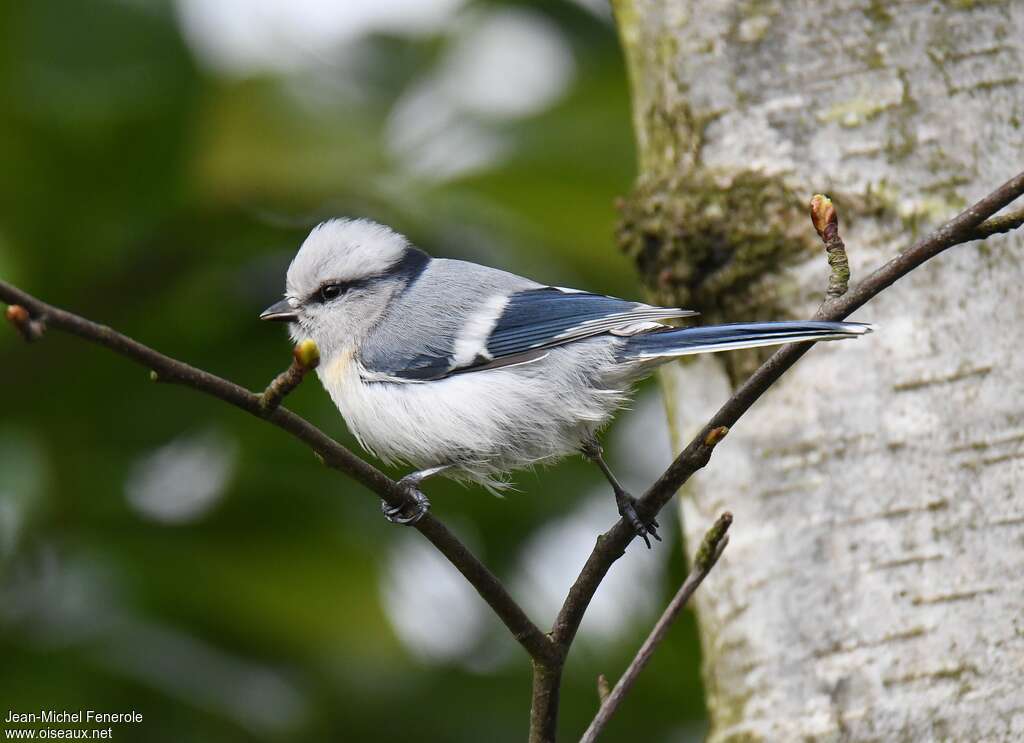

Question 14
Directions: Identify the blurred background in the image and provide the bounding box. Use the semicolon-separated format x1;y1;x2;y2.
0;1;708;740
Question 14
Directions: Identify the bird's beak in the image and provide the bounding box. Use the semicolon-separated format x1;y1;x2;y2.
260;298;298;323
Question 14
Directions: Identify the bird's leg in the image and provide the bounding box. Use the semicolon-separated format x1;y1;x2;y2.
381;464;452;525
582;441;661;549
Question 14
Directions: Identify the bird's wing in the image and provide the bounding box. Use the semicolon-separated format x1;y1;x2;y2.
482;287;695;359
364;285;696;381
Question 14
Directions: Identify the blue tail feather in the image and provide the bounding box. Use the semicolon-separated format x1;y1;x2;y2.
622;320;873;361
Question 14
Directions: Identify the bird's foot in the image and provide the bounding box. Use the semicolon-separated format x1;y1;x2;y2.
381;476;432;526
616;491;661;549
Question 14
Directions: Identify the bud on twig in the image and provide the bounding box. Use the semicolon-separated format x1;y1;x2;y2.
809;194;837;240
293;338;320;369
704;426;730;448
5;305;28;325
5;304;46;342
809;194;850;301
693;512;733;573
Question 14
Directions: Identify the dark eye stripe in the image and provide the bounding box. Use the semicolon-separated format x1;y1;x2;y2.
311;278;371;304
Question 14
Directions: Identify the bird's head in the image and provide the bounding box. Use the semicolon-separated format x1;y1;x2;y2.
261;218;429;361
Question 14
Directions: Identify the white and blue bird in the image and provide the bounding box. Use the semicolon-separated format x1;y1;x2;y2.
261;219;871;545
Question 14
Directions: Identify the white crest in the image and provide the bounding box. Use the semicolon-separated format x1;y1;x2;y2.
285;219;411;301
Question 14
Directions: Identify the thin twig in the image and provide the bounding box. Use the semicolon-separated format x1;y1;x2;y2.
810;194;849;300
0;280;559;665
259;339;320;412
971;206;1024;239
580;513;733;743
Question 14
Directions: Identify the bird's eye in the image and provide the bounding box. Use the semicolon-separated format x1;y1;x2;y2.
319;284;343;302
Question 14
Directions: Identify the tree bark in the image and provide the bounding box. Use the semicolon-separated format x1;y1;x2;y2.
614;1;1024;740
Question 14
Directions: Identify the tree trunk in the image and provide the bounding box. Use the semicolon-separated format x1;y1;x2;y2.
614;1;1024;740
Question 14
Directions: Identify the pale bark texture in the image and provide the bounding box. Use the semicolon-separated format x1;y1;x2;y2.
614;1;1024;741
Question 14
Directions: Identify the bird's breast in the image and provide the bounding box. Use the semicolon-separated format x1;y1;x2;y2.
321;348;355;389
317;348;402;460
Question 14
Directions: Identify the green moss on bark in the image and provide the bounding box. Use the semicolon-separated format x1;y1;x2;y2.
616;168;815;381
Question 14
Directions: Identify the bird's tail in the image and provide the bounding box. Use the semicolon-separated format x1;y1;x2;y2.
621;320;873;361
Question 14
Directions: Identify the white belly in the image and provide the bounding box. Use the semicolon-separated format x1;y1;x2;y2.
316;344;635;487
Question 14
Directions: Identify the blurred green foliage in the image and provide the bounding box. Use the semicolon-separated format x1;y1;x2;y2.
0;1;706;740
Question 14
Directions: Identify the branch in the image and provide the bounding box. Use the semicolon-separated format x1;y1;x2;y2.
580;512;732;743
550;169;1024;652
0;280;558;665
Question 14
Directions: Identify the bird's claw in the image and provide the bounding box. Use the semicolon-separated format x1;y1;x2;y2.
617;493;661;549
381;481;431;525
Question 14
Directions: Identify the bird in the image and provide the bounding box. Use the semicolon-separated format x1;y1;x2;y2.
261;218;871;546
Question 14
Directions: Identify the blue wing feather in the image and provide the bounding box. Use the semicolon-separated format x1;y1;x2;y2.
485;287;694;358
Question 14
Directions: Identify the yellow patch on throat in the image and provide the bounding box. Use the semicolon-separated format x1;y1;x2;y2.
323;349;355;387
